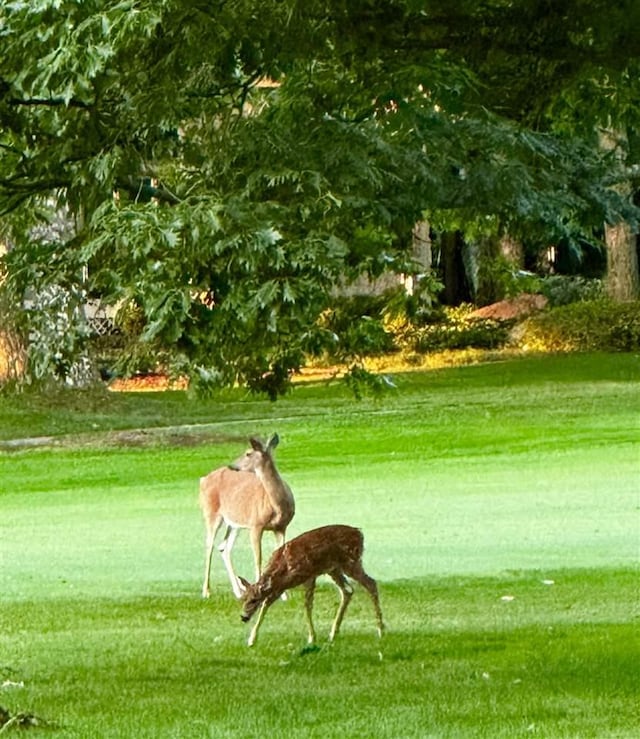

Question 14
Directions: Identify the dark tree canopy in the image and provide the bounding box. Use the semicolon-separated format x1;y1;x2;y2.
1;0;638;394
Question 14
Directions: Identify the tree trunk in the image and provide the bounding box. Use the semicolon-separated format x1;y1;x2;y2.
605;221;639;301
600;127;639;301
499;234;524;269
402;220;432;296
440;231;472;305
412;220;432;274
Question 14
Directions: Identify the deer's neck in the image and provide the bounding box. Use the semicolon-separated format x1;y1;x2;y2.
255;463;294;512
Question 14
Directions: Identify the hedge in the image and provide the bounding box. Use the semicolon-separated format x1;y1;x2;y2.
519;300;640;352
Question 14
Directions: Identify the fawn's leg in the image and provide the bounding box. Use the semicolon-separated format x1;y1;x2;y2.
328;571;353;642
303;579;317;644
345;562;385;637
247;600;271;647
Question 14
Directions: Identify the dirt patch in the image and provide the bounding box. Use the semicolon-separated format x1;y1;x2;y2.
105;428;243;448
0;427;245;452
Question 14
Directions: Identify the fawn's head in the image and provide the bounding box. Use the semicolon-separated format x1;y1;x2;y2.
239;576;272;622
229;434;279;475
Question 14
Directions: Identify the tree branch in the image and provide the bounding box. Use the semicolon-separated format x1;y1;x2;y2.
8;96;92;110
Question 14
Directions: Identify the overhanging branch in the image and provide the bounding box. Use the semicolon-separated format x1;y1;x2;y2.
8;96;92;110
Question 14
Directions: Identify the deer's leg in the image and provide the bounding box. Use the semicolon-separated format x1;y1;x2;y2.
303;579;317;644
345;562;385;637
219;526;245;599
247;599;271;647
274;529;285;549
202;517;222;599
249;527;264;582
217;524;232;553
328;571;353;642
274;529;288;601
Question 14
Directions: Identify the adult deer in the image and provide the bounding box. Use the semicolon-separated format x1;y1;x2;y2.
239;524;385;647
199;433;295;599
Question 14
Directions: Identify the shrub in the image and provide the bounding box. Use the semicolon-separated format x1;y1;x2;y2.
319;295;395;358
89;300;170;380
476;256;541;304
21;284;97;388
392;304;513;354
539;276;604;307
520;300;640;352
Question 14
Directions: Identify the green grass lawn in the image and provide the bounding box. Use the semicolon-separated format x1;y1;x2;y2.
1;353;639;737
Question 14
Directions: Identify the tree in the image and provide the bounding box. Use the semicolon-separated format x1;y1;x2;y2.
1;0;638;395
540;42;640;300
600;128;639;301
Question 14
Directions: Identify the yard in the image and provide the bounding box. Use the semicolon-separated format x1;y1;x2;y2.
1;353;638;737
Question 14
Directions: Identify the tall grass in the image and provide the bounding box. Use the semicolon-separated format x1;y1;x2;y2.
1;354;639;737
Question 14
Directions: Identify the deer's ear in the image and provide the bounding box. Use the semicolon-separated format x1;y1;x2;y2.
249;437;264;452
238;576;252;591
267;433;279;450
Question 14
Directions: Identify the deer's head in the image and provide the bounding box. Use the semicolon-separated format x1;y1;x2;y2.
239;576;272;622
229;434;279;473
